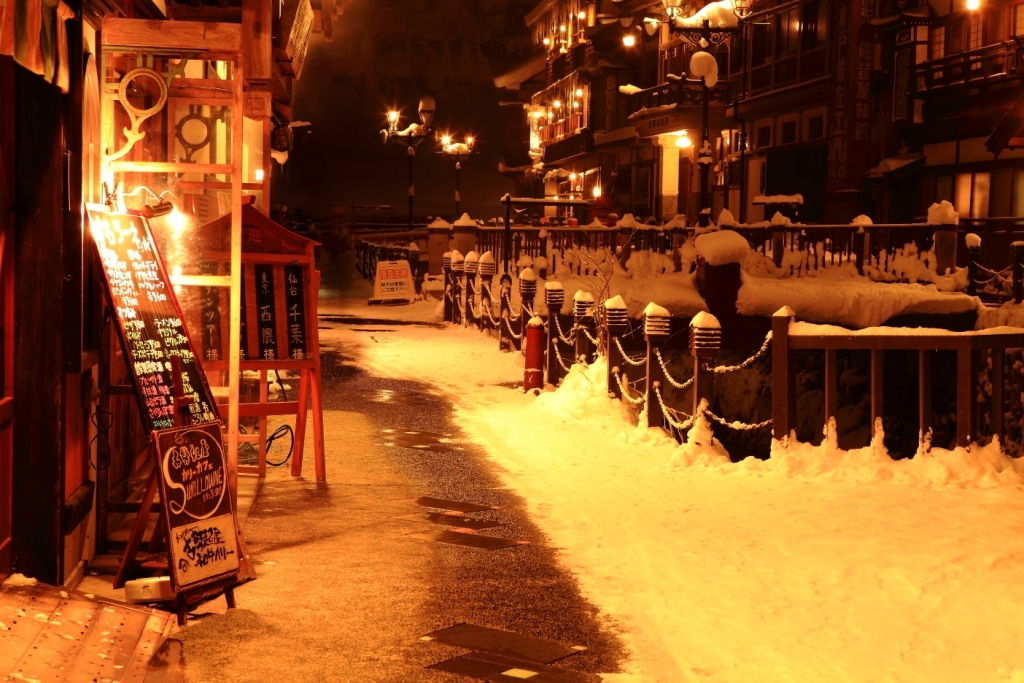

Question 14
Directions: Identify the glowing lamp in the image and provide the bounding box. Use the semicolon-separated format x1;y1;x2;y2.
676;134;692;148
441;134;452;147
593;186;602;198
623;34;637;47
533;110;543;119
387;110;400;125
663;0;684;18
554;99;562;108
733;0;753;18
255;168;265;182
141;198;174;219
575;88;584;97
579;11;587;19
966;0;980;9
167;207;189;233
560;24;566;31
543;37;551;45
466;135;475;147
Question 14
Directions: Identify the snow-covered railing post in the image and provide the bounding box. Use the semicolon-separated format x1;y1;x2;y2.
408;242;422;292
930;201;959;276
442;251;453;323
517;267;537;353
689;312;721;417
965;233;981;297
479;251;496;332
524;316;545;391
643;303;671;426
464;250;479;327
853;227;866;275
498;272;512;352
574;290;596;365
1014;242;1024;304
545;282;565;385
604;295;627;399
428;217;452;276
772;306;796;441
451;250;465;326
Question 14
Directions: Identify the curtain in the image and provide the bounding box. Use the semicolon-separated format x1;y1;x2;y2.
0;0;74;93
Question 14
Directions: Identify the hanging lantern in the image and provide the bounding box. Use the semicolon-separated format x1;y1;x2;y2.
733;0;753;19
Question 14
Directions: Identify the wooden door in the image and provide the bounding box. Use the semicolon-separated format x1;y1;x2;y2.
0;57;13;582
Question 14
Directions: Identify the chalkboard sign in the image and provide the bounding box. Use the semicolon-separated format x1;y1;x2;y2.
153;422;240;589
284;264;307;359
87;205;219;432
254;264;278;360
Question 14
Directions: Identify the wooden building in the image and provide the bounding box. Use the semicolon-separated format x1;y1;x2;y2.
0;0;324;587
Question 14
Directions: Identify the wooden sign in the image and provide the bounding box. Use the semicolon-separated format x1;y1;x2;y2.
284;264;308;358
87;205;219;432
153;422;240;589
369;259;415;305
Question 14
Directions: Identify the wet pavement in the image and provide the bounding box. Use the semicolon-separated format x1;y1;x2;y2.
174;317;626;682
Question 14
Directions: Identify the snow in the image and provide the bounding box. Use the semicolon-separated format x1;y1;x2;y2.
428;217;452;230
851;214;873;226
753;193;804;204
604;294;626;309
770;210;791;226
528;316;544;327
689;51;720;87
965;232;982;248
716;208;737;226
519;267;537;282
661;214;688;229
616;213;640;229
575;290;596;303
790;320;1024;337
675;0;740;28
454;212;477;227
2;574;37;587
737;271;982;328
927;200;959;225
480;251;495;265
643;302;670;318
690;311;721;329
618;84;642;95
695;229;750;266
450;250;464;263
331;305;1024;683
544;281;563;292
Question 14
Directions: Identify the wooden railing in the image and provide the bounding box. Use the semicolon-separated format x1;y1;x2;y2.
915;39;1024;91
624;80;729;119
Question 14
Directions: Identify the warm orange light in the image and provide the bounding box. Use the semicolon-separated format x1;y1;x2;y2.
254;168;265;182
593;185;602;198
575;88;584;97
554;100;562;108
676;134;692;148
560;24;567;31
579;11;587;19
623;34;637;47
441;134;452;147
466;135;475;147
966;0;980;8
387;110;400;125
543;37;551;45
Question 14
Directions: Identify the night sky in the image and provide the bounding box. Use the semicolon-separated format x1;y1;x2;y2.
286;0;538;222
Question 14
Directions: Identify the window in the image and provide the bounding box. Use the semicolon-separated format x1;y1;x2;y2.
1014;4;1024;37
780;120;798;144
1013;168;1024;217
955;172;991;218
800;0;823;51
893;50;912;120
987;7;1006;45
969;14;982;50
757;125;772;148
936;175;954;204
930;26;946;60
807;115;825;139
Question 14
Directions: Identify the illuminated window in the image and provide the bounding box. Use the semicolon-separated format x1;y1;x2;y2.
930;26;946;59
969;14;982;50
1014;4;1024;36
955;172;991;218
780;120;798;144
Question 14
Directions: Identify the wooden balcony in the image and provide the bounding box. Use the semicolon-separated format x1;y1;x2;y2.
624;80;730;121
915;39;1024;93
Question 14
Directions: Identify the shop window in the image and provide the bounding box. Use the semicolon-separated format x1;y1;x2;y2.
756;125;772;148
954;172;990;218
780;120;798;144
807;115;825;140
930;26;946;60
1013;168;1024;217
1014;3;1024;37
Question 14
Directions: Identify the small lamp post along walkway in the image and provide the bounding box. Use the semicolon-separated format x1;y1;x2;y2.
439;133;476;219
381;96;436;226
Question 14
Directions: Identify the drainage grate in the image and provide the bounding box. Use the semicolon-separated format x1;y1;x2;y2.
421;623;584;664
427;651;601;683
413;496;496;513
395;512;505;530
405;529;522;550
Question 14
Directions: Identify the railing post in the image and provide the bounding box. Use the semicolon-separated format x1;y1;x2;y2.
825;349;838;425
575;290;597;365
451;250;464;326
524;317;545;391
498;273;512;352
871;348;884;432
545;282;565;386
772;306;796;442
853;227;865;275
408;242;422;292
644;304;671;428
517;268;537;353
966;233;981;296
442;251;453;323
478;251;495;332
428;217;452;276
956;346;973;448
919;349;932;443
603;295;627;399
934;222;958;277
1013;241;1024;304
690;312;722;418
992;347;1005;444
772;228;785;268
464;251;479;328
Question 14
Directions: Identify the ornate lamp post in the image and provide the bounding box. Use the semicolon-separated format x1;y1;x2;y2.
380;96;436;226
439;133;475;218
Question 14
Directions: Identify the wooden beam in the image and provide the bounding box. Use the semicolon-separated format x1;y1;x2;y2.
788;333;1024;351
824;349;838;426
992;348;1005;443
101;18;242;52
957;348;973;447
243;0;274;83
919;350;932;442
772;310;795;441
871;349;884;431
110;161;233;175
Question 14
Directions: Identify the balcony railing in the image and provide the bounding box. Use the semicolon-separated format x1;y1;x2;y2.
915;39;1024;92
748;46;827;95
624;80;731;120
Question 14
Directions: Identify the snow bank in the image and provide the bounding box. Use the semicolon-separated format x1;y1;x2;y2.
927;200;959;225
605;294;626;309
2;574;38;587
717;209;737;227
695;229;750;266
851;214;873;226
737;271;981;328
618;84;642;95
676;0;739;28
754;194;804;204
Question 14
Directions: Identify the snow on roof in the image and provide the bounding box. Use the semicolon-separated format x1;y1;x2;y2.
662;214;689;229
737;272;981;329
866;152;924;178
754;194;805;205
454;213;477;227
770;211;792;226
851;215;873;226
927;200;959;225
790;321;1024;337
605;295;627;309
429;218;453;229
691;311;721;329
644;302;671;318
617;213;640;229
774;305;796;318
545;281;564;291
519;267;537;281
479;251;494;264
695;230;751;266
675;0;740;28
574;290;595;302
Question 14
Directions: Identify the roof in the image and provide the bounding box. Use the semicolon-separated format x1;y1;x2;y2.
870;4;934;27
865;152;925;178
986;90;1024;157
195;199;320;256
493;51;547;90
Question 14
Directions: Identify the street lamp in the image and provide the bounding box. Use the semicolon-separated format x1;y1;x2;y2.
439;133;476;218
380;96;436;226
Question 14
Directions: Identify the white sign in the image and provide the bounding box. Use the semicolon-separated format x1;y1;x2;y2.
170;514;239;588
369;260;415;305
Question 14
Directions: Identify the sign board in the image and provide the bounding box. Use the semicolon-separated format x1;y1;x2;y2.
87;205;219;432
153;422;240;589
369;259;415;305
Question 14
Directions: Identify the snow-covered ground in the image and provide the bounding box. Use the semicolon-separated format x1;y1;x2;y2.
324;298;1024;683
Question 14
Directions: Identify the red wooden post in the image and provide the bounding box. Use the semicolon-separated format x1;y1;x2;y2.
604;295;627;399
524;317;545;391
545;282;565;386
517;268;537;353
644;304;671;428
772;307;795;441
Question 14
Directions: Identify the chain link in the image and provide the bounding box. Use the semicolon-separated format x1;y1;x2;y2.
653;384;696;431
654;348;693;390
703;331;772;374
553;314;575;345
503;316;523;340
704;409;772;431
612;367;646;405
